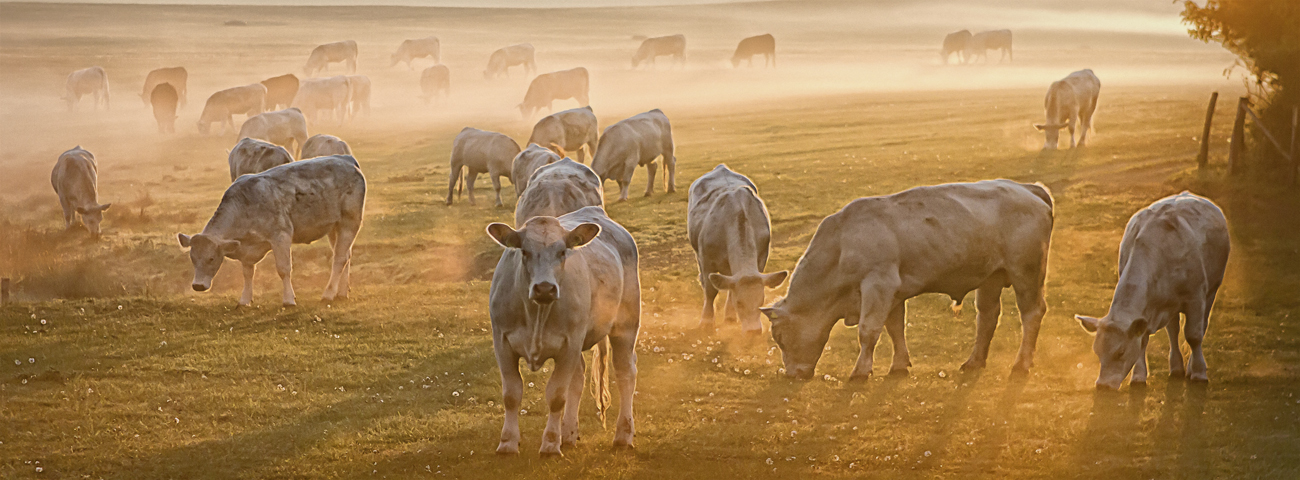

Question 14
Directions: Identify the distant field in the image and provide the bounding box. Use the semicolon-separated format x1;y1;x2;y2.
2;1;1298;479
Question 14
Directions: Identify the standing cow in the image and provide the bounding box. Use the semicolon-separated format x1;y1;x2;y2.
688;165;787;333
590;109;676;202
1076;192;1229;390
293;76;352;125
966;29;1013;63
527;106;598;162
941;30;972;65
228;137;294;181
484;43;537;79
64;67;110;112
304;40;359;77
514;158;604;226
420;65;451;103
511;143;562;195
632;34;686;69
731;34;775;68
261;74;300;111
301;134;352;159
391;37;441;69
238;108;308;159
1035;69;1101;150
518;68;590;120
485;206;641;455
760;180;1054;379
344;75;371;120
197;83;267;135
150;83;179;134
140;67;187;108
179;155;365;306
51;146;111;238
446;127;521;207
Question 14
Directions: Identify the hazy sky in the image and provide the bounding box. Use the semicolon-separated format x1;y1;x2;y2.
3;0;756;5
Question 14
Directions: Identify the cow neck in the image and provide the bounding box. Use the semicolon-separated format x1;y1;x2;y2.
725;204;762;276
1110;252;1160;319
781;245;842;326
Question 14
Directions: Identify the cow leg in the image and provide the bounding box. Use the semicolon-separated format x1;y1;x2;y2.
664;155;677;193
1078;110;1093;147
466;171;480;206
1010;282;1047;374
271;236;296;306
239;261;255;306
850;278;898;380
1132;334;1150;385
609;332;638;448
1185;299;1210;382
562;352;585;446
445;165;460;205
491;174;504;207
1067;118;1077;149
698;270;719;329
60;203;75;230
961;281;1002;371
723;291;738;323
885;302;911;375
643;161;658;197
322;226;356;302
496;344;523;454
1166;314;1186;377
539;351;579;456
616;180;630;202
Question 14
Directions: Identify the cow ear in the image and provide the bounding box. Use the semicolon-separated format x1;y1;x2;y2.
1127;318;1149;337
96;203;112;212
565;223;601;249
220;240;241;254
486;223;521;249
178;233;192;248
1075;315;1100;334
709;273;735;290
1033;124;1046;131
762;270;789;288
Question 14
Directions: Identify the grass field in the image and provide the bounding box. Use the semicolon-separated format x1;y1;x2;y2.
2;1;1299;478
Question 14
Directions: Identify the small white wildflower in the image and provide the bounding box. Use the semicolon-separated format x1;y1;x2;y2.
28;358;35;364
938;371;947;378
452;391;460;397
118;305;123;310
520;409;528;415
40;319;47;325
924;451;931;457
765;458;774;465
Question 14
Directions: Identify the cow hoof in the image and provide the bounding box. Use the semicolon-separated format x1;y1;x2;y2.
444;201;453;206
1129;379;1148;388
496;442;519;455
612;439;635;449
538;446;563;457
959;360;985;372
1169;370;1186;379
887;367;909;377
696;322;716;332
282;302;297;308
1188;372;1209;383
1009;365;1030;377
848;372;872;382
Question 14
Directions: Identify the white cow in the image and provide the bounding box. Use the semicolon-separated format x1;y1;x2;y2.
446;127;521;207
514;158;604;226
484;43;537;79
293;76;352;125
51;146;111;238
304;40;358;77
237;108;308;159
760;180;1054;379
197;83;267;135
1035;69;1101;150
391;37;441;69
688;165;787;333
527;106;599;163
632;34;686;69
179;155;366;306
301;134;352;159
511;143;562;195
140;66;187;107
590;109;676;202
64;67;110;112
228;137;293;181
1076;192;1230;389
518;68;590;119
486;206;640;455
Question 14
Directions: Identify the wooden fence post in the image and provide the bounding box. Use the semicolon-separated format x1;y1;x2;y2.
1228;96;1249;176
1198;92;1218;169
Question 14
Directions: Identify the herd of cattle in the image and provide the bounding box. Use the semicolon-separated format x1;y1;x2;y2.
47;30;1227;457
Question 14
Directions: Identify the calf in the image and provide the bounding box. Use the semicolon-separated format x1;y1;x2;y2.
179;155;365;306
150;83;179;134
50;146;111;238
514;158;604;226
301;134;352;159
527;106;598;162
1076;192;1229;389
140;67;187;107
446;127;521;207
1035;69;1101;150
420;65;451;103
228;137;293;181
486;206;640;455
590;109;676;201
238;108;308;158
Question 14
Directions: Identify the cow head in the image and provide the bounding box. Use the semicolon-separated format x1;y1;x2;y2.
178;233;240;292
709;270;788;333
486;218;601;305
1076;314;1149;390
730;56;741;68
1034;123;1066;150
760;299;833;380
76;203;111;238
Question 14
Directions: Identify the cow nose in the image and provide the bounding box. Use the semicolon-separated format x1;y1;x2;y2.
192;284;209;292
531;282;557;304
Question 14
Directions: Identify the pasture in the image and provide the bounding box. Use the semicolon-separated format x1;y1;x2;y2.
1;1;1298;478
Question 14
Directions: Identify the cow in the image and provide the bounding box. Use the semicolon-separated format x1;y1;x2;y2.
179;155;365;306
391;37;441;69
966;29;1013;63
63;66;110;112
485;206;640;455
760;180;1054;380
941;30;972;65
50;146;111;238
344;75;371;120
150;83;179;134
446;127;521;207
589;109;676;202
293;76;352;125
304;40;359;77
139;67;187;108
420;64;451;103
527;106;598;163
301;134;352;159
511;143;562;195
731;34;775;68
228;137;294;181
632;34;686;69
261;74;300;110
1075;192;1229;390
518;68;590;120
237;108;308;159
484;43;537;79
1034;69;1101;150
688;165;787;333
197;83;266;135
514;158;604;226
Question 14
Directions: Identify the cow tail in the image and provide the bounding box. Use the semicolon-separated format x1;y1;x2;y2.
102;71;111;110
457;169;465;199
591;337;612;428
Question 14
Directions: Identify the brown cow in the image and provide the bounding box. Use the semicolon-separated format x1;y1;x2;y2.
150;83;179;134
140;67;187;108
731;34;775;68
518;67;589;119
261;74;300;110
632;35;686;69
421;65;451;103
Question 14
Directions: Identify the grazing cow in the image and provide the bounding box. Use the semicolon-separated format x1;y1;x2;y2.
238;108;308;159
304;40;359;77
966;29;1013;63
760;180;1054;380
632;34;686;69
261;74;300;110
344;75;371;120
301;134;352;159
511;143;562;195
484;43;537;79
228;137;294;181
446;127;521;207
941;30;972;64
514;158;604;226
420;64;451;102
197;83;266;135
518;68;590;119
150;83;179;134
293;76;352;125
528;106;598;162
589;109;676;202
731;34;775;68
140;67;187;107
1035;69;1101;150
50;146;111;238
1076;193;1229;390
486;206;640;455
64;67;110;112
180;155;365;306
391;37;441;69
688;165;787;333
